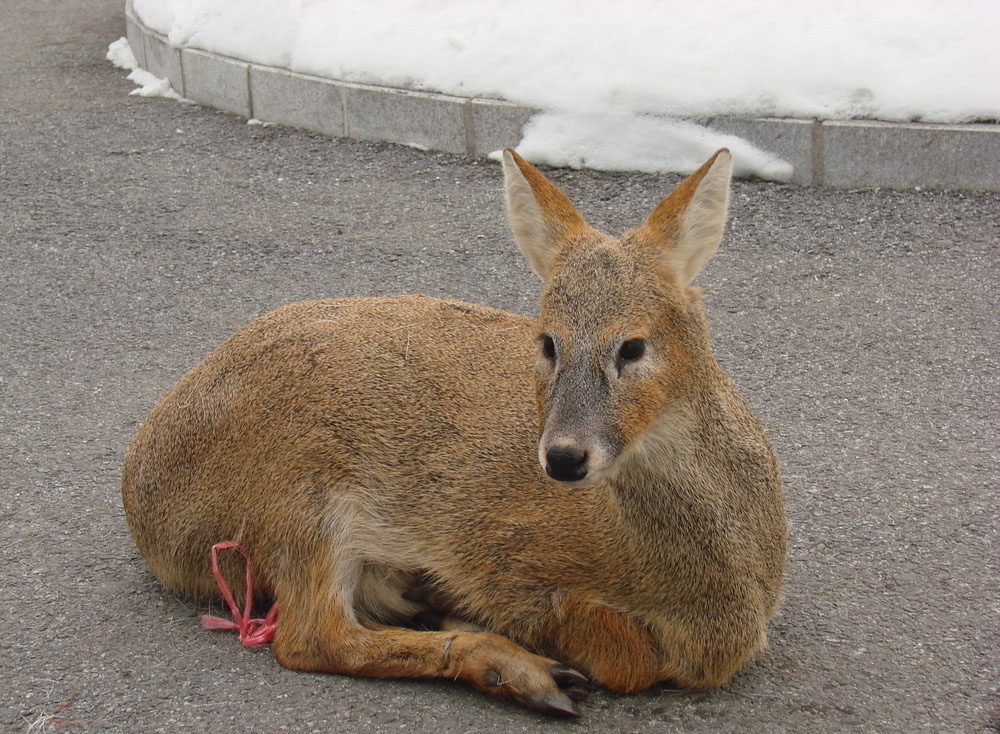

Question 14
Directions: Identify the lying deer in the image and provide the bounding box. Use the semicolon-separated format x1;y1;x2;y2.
122;149;786;716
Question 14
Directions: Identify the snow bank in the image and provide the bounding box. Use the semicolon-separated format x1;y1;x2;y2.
133;0;999;124
127;0;999;177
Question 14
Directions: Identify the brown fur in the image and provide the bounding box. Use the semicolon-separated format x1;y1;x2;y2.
121;149;786;715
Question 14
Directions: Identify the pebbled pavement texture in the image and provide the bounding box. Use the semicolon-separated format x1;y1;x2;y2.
2;1;998;732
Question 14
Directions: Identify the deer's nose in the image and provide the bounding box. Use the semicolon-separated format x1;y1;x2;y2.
545;447;588;482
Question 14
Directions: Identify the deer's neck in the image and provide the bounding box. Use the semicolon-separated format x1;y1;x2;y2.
605;374;743;540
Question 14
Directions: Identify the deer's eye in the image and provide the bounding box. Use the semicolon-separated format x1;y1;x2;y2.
618;338;646;365
541;335;556;361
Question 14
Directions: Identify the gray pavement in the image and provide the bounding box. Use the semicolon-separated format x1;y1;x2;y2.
2;1;998;732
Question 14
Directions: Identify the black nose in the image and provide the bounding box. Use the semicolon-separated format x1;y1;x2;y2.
545;447;588;482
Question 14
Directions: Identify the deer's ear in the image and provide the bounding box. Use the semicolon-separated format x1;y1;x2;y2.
639;149;732;285
502;149;589;280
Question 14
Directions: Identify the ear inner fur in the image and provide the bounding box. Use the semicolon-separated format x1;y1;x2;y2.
638;149;732;285
502;149;591;279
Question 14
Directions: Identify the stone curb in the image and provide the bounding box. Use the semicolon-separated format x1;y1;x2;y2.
124;6;1000;192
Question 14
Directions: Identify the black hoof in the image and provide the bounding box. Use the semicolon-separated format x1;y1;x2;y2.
525;690;580;717
401;587;426;603
411;610;444;631
550;663;589;686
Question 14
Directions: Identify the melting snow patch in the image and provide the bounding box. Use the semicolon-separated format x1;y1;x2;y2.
106;37;184;101
495;112;793;182
106;37;138;70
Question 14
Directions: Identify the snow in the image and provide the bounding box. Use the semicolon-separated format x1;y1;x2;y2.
504;113;793;181
106;37;184;100
125;0;999;178
126;68;184;100
106;36;137;70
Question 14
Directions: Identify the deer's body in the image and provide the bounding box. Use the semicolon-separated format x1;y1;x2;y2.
122;150;786;715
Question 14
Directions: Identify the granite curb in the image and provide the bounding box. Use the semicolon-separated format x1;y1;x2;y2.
125;6;999;192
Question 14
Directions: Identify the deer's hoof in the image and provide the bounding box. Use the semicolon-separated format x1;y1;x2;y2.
525;690;580;717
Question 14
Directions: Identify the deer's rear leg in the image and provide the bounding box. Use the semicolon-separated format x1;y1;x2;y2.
269;560;586;716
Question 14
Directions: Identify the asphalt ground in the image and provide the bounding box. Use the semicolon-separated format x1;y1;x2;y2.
2;1;998;732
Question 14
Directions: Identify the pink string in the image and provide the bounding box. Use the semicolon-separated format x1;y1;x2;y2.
200;541;278;646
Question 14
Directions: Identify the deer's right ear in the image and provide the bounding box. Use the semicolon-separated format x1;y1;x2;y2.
502;149;589;279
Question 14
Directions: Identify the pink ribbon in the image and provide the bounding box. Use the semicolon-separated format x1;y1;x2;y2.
200;541;278;646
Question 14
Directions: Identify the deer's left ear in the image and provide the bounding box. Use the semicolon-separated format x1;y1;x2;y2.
638;149;732;285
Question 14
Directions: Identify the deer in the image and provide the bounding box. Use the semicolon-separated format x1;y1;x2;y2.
121;148;786;717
